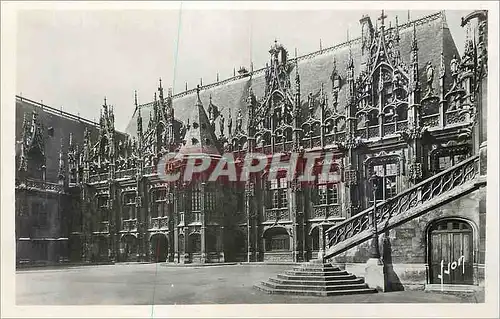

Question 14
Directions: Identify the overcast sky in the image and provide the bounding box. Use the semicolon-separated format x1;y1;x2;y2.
16;7;471;132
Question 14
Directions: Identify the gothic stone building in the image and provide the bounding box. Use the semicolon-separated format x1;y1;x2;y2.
16;11;488;289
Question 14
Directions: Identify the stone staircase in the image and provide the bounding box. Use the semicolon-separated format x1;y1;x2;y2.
324;155;481;259
253;260;377;296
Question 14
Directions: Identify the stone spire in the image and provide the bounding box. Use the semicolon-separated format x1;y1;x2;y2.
177;85;221;157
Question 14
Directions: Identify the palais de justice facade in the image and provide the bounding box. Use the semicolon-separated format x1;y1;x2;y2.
16;11;488;288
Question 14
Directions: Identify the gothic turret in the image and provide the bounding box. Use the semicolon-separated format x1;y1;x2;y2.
177;85;221;156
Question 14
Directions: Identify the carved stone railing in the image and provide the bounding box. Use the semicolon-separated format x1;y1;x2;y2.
143;166;155;175
17;178;64;193
149;216;169;230
310;205;341;220
396;121;408;132
116;168;135;179
89;173;108;183
367;126;379;138
421;114;440;128
122;219;138;232
98;221;109;233
264;208;289;222
324;155;479;258
445;110;469;126
383;123;396;135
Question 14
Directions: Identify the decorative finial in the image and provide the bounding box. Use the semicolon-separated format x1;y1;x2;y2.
408;10;410;22
200;78;203;86
319;39;322;51
378;10;387;27
104;96;107;106
217;72;219;82
159;78;162;89
185;82;188;91
233;67;236;77
196;84;201;105
134;90;138;107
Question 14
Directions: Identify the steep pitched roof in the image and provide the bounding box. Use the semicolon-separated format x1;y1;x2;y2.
177;87;221;157
126;11;458;139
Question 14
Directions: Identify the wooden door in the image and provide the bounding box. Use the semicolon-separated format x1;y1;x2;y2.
429;219;474;285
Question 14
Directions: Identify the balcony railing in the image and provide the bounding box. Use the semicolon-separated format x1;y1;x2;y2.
310;204;341;219
149;216;169;229
264;208;289;222
18;178;64;193
115;168;135;179
324;155;479;258
122;219;137;232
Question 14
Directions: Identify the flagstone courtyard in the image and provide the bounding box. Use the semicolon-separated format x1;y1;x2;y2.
16;263;483;305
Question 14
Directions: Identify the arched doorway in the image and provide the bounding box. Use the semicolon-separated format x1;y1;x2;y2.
189;233;201;253
68;236;82;262
150;233;168;262
310;227;320;252
263;227;290;252
120;234;138;262
95;236;109;262
428;219;474;285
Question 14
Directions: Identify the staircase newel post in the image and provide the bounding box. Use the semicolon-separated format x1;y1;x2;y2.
318;223;325;262
364;172;386;292
368;174;381;259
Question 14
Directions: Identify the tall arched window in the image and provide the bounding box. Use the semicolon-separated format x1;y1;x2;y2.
122;193;136;220
367;156;400;204
430;145;471;173
312;171;340;206
152;188;167;218
266;178;288;209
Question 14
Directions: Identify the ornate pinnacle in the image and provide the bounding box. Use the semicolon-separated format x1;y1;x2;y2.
195;84;202;106
412;22;418;52
134;90;138;108
378;10;387;28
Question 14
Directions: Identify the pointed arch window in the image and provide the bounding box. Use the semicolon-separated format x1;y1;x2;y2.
312;172;340;206
152;188;168;218
367;157;400;204
266;177;288;209
191;183;202;212
122;192;136;220
430;145;471;173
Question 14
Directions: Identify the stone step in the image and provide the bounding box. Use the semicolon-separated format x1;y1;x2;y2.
284;269;351;276
261;281;370;292
277;273;357;281
294;265;340;272
253;283;377;297
269;277;365;286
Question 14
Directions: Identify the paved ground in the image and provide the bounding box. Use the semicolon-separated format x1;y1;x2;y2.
16;263;483;305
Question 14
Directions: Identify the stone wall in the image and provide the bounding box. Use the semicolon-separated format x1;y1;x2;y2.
263;251;293;262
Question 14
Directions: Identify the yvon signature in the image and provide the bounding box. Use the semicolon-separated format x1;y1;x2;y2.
437;255;466;290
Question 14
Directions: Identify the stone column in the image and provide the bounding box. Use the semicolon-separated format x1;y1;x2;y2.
200;182;207;263
318;224;324;260
220;226;225;262
245;182;253;262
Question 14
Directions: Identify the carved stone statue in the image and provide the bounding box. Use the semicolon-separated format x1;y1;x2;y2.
236;109;243;132
219;115;225;137
227;111;233;136
450;54;459;76
426;61;435;92
308;92;314;115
